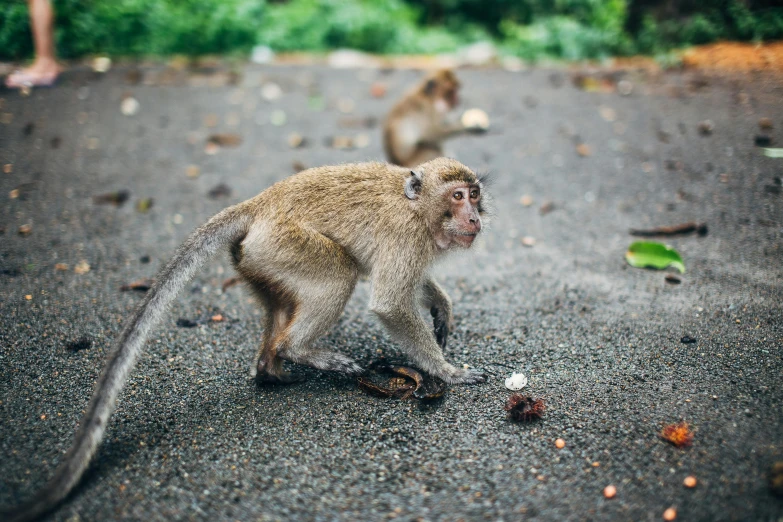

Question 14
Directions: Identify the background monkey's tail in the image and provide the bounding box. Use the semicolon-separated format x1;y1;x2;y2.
3;204;253;522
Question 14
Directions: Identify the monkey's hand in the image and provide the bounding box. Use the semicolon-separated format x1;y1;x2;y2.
430;305;450;349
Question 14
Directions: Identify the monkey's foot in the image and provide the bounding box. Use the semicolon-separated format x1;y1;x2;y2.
255;371;304;385
444;368;487;385
284;351;364;376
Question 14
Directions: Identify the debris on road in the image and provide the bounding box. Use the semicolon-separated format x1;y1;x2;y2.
504;372;528;391
136;198;154;213
683;476;697;488
555;438;566;449
603;485;617;499
660;422;693;448
222;277;240;292
754;135;773;147
665;275;682;285
681;336;697;344
663;507;677;521
629;222;708;237
539;201;555;216
207;183;232;199
359;365;447;401
625;241;685;273
697;120;714;136
120;278;154;292
73;260;91;274
505;395;545;422
18;224;32;235
66;338;93;352
176;318;198;328
93;190;130;206
121;96;140;116
770;462;783;497
206;133;242;148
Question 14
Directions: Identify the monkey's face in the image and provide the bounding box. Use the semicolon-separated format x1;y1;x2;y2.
443;183;482;249
442;81;459;109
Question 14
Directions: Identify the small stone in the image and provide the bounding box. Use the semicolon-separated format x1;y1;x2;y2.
18;224;32;235
74;260;91;274
250;45;274;64
353;133;370;148
186;165;200;178
697;120;714;136
759;117;773;130
617;80;633;96
204;114;219;127
287;133;305;148
370;83;386;98
55;263;69;271
92;56;112;73
520;195;533;207
555;438;565;449
663;507;677;521
576;143;591;157
9;189;19;199
504;372;528;390
599;106;616;122
683;476;697;488
338;98;356;114
521;236;536;247
261;82;282;101
25;294;32;300
270;110;287;126
603;485;616;499
120;96;140;116
3;164;12;173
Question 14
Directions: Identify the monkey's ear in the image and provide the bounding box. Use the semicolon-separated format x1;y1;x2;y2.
404;170;423;200
423;79;437;96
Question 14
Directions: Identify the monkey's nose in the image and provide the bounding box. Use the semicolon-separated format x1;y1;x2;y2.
469;218;481;233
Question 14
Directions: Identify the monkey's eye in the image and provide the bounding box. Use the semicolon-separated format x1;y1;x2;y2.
470;189;479;199
453;192;464;200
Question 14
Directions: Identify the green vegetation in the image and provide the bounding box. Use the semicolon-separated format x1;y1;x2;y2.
1;0;781;61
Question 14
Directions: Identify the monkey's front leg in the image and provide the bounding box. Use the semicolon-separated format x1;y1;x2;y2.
421;277;452;349
371;276;484;385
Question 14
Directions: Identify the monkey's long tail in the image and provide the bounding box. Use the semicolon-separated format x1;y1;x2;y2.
3;205;253;522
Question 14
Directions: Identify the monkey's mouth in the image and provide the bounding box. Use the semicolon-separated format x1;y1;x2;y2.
455;232;478;245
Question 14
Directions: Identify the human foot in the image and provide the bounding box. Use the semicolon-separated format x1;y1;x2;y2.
5;60;60;89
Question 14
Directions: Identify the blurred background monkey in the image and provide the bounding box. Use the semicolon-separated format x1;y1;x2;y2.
383;69;486;168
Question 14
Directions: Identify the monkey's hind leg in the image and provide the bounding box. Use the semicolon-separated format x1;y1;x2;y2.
250;287;302;385
277;269;362;377
242;224;361;381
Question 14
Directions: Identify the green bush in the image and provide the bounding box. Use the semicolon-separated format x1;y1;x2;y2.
1;0;782;62
256;0;480;54
0;0;265;59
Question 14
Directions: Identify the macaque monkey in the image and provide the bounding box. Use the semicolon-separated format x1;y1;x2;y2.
4;158;488;522
383;69;485;168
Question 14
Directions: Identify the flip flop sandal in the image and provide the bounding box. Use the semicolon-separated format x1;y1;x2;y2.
5;70;58;89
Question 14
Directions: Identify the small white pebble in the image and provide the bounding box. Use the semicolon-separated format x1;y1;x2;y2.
505;372;528;391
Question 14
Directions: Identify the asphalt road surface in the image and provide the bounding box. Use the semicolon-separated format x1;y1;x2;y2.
1;62;782;521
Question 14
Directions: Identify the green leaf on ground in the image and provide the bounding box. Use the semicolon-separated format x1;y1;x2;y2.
763;148;783;158
625;241;685;273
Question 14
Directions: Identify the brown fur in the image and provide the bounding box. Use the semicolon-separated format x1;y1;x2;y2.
383;69;479;168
